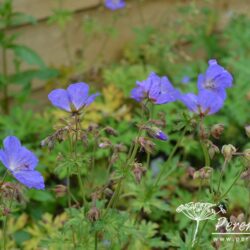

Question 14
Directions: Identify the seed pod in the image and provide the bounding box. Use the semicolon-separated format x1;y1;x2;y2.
244;149;250;161
208;144;220;159
138;137;155;153
193;167;213;180
54;185;67;198
211;124;224;139
133;163;147;184
104;126;118;136
245;125;250;138
221;144;237;161
87;207;100;222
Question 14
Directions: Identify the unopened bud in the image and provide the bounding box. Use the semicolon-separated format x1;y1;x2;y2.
104;188;113;197
104;126;118;136
87;123;98;133
241;168;250;180
1;207;10;216
193;167;213;179
245;125;250;138
133;163;147;184
221;144;236;161
211;124;224;139
87;207;100;222
146;126;168;141
114;144;127;153
208;144;220;159
99;139;112;149
54;185;67;198
244;149;250;161
187;167;196;177
138;137;155;153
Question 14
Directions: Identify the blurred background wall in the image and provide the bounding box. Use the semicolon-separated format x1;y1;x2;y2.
1;0;250;92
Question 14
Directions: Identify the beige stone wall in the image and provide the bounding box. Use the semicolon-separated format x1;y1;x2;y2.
1;0;250;92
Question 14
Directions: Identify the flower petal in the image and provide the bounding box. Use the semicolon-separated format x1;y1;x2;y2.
198;90;224;115
67;82;89;110
48;89;71;112
13;170;45;190
0;149;9;169
85;93;100;106
179;93;198;113
15;147;39;171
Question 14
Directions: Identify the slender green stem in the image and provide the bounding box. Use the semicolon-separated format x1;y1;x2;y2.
95;232;98;250
105;142;140;211
216;160;228;196
3;188;15;250
154;126;188;187
73;115;87;205
200;141;210;166
219;166;244;201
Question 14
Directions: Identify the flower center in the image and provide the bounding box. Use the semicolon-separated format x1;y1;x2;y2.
203;79;215;90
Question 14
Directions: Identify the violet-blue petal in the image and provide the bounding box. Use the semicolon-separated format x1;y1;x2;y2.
181;76;190;84
15;147;39;171
67;82;89;110
13;170;45;190
105;0;126;10
179;93;198;113
156;131;168;141
85;93;100;106
48;89;71;112
198;90;224;115
0;150;8;170
3;136;21;159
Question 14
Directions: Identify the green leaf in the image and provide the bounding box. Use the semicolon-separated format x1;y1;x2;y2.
11;45;45;67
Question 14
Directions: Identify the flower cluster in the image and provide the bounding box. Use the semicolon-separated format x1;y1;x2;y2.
179;59;233;116
131;60;233;116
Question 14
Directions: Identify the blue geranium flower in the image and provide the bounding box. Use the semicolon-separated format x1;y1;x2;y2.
131;72;180;104
104;0;126;10
48;82;99;113
197;59;233;100
0;136;45;189
179;90;224;116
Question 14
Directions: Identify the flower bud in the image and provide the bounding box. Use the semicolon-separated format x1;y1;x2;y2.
133;163;147;184
193;167;213;180
54;185;67;198
138;137;155;153
99;138;112;149
241;168;250;180
245;125;250;138
87;207;100;222
147;126;168;141
114;144;127;153
208;144;220;159
104;126;118;136
221;144;236;161
211;124;224;139
244;149;250;161
104;188;113;197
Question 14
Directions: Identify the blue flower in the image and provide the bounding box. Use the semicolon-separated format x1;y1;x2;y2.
131;72;180;104
179;90;224;116
0;136;45;189
104;0;126;10
197;59;233;99
48;82;99;113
